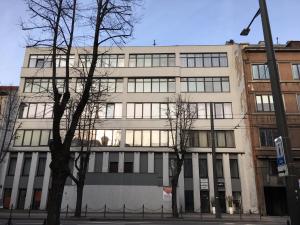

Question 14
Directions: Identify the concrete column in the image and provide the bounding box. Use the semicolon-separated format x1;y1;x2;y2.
10;152;24;208
102;152;109;172
192;153;201;212
223;154;232;213
178;162;185;211
118;152;124;173
0;153;10;201
163;153;169;186
133;152;140;173
40;152;51;210
88;152;96;172
207;153;214;200
24;152;38;209
148;152;154;173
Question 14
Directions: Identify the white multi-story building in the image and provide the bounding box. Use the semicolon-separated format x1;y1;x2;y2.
0;44;258;214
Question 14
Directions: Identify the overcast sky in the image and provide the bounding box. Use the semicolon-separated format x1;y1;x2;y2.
0;0;299;85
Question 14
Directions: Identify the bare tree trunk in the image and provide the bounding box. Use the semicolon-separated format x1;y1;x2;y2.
47;167;68;225
74;182;84;217
171;176;179;217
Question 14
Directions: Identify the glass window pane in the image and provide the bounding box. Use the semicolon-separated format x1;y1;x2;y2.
203;56;211;67
126;103;134;118
196;78;204;92
187;57;195;67
160;79;168;92
262;95;270;111
160;131;168;146
226;131;235;147
168;79;175;92
151;103;160;118
152;55;160;67
292;65;300;79
20;104;29;119
112;130;121;146
212;57;219;67
216;159;223;178
195;57;203;67
98;104;106;118
143;103;151;118
144;79;151;92
40;130;50;146
24;80;33;92
152;79;159;92
114;103;122;118
125;130;133;146
160;55;168;67
181;57;187;67
144;55;152;67
222;78;230;92
220;56;228;67
168;55;175;66
36;104;45;118
136;79;143;92
160;104;168;118
224;103;232;118
44;103;53;118
198;103;206;119
205;79;213;92
32;80;40;93
199;131;208;147
15;130;24;146
29;56;37;67
217;132;226;147
151;130;159;146
31;130;41;146
252;65;259;79
269;95;274;111
116;79;123;92
105;130;113;146
28;104;37;118
135;104;143;118
142;130;150;146
188;79;197;92
129;55;136;67
256;96;263;111
134;130;142;146
107;79;116;92
181;79;188;92
106;104;114;118
213;79;222;92
23;130;32;146
137;55;144;67
117;55;125;67
215;103;224;118
128;79;135;92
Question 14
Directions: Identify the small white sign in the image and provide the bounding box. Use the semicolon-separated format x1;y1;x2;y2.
274;136;288;177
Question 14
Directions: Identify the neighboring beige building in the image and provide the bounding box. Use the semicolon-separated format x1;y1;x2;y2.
0;44;258;214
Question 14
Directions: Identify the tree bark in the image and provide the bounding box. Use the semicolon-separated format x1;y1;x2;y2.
74;180;84;217
46;167;68;225
171;176;179;218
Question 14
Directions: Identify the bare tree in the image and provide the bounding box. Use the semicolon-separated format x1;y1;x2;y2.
22;0;139;224
0;86;21;163
166;95;197;217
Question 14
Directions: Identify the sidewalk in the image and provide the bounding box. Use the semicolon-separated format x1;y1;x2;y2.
0;209;288;223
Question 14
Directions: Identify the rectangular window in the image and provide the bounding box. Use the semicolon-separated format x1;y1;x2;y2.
252;64;270;80
37;156;47;176
127;78;175;93
7;155;17;176
181;77;230;93
259;128;278;147
199;157;208;178
109;162;118;173
180;53;227;67
188;130;234;148
256;94;274;112
216;159;223;178
124;162;133;173
230;158;239;178
184;159;193;178
128;54;175;67
292;64;300;80
22;155;32;176
79;54;124;68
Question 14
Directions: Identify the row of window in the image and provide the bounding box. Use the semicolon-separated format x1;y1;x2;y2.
128;78;175;93
28;52;229;68
28;55;75;68
79;54;125;68
14;129;235;148
24;78;66;93
127;102;232;119
125;130;235;148
251;63;300;80
180;53;228;68
181;77;230;93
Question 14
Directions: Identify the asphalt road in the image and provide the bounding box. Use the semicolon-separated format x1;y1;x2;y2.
0;220;286;225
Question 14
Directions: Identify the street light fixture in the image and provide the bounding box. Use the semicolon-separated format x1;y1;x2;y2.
240;1;300;225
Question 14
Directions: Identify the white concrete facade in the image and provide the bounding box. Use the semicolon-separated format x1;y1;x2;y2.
0;44;258;214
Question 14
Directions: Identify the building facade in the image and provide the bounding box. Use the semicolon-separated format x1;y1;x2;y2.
242;41;300;216
0;44;258;214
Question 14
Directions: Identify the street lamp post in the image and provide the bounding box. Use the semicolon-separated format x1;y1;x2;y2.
241;0;300;224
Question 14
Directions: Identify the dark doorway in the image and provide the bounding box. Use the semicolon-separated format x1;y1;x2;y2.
200;190;210;213
32;189;42;209
218;191;226;213
184;190;194;212
3;188;12;209
17;189;27;209
264;186;287;216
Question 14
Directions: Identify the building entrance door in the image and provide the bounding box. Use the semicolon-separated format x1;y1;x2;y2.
200;190;210;213
218;191;226;213
264;186;287;216
184;190;194;212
